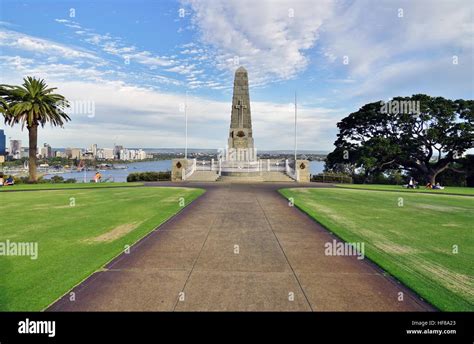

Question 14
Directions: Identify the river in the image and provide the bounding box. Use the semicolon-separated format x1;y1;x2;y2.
43;160;326;183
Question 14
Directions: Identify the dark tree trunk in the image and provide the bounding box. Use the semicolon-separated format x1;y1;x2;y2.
28;125;38;183
427;172;436;185
427;164;450;185
363;169;370;184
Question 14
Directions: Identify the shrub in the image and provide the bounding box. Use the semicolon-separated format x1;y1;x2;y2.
126;171;171;182
50;175;64;184
13;176;28;184
311;173;352;184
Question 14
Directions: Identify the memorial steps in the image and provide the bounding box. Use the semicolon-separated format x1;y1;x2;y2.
185;170;295;183
185;170;219;182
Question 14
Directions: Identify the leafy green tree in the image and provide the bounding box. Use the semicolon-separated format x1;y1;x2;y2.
327;95;473;184
0;77;70;182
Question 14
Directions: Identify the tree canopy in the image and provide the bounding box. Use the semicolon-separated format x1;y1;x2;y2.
0;77;70;182
326;94;474;184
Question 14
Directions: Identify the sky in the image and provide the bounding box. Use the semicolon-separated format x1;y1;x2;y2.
0;0;472;151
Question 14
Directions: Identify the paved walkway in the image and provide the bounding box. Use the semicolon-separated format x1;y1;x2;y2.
48;183;433;311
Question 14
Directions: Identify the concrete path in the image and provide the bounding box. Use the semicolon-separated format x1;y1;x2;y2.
48;183;433;311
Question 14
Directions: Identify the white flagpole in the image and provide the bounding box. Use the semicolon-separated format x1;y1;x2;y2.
185;91;188;160
294;91;297;165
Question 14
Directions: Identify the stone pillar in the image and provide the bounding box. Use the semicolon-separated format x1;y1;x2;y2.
228;66;254;153
296;159;310;182
171;158;188;182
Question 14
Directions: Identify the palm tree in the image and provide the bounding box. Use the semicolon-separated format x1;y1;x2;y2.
0;77;70;182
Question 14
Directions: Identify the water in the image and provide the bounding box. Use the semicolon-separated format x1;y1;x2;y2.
309;160;325;175
43;160;173;183
44;159;326;183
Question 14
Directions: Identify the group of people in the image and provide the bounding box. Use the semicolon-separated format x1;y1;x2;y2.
0;172;103;185
425;182;445;190
0;175;14;186
406;177;445;190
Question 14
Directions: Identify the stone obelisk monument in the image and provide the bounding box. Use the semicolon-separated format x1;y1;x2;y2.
228;66;254;156
171;65;309;182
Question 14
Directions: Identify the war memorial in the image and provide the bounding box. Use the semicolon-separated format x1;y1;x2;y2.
172;66;310;183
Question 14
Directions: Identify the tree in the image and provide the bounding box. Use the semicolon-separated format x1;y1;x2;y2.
327;95;474;184
0;77;70;182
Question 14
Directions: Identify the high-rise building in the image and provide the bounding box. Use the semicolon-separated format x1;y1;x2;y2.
114;145;124;159
138;150;147;160
39;143;52;158
65;148;82;160
55;151;66;158
91;144;98;157
10;140;22;160
0;129;5;155
97;148;114;160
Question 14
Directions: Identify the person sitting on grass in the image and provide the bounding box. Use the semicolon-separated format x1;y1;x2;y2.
94;172;102;183
432;182;445;190
425;182;432;189
4;176;14;186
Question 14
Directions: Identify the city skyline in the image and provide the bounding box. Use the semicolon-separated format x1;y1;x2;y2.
1;137;151;161
1;0;472;150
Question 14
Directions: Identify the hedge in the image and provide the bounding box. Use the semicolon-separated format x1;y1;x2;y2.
311;173;352;184
126;171;171;182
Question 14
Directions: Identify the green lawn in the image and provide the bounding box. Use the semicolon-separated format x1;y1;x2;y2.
0;182;143;191
0;185;204;311
334;184;474;196
279;187;474;311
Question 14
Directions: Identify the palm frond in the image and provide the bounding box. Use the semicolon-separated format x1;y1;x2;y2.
2;76;71;128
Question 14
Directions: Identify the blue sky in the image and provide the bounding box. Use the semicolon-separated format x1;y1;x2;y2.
0;0;472;151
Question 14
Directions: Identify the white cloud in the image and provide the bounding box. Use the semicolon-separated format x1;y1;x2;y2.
55;19;176;69
0;30;100;61
182;0;334;84
321;0;473;78
349;57;473;103
181;48;204;54
0;53;113;84
0;55;34;72
129;50;175;67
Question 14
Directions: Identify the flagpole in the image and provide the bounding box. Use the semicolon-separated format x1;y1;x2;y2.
185;90;188;160
294;91;297;165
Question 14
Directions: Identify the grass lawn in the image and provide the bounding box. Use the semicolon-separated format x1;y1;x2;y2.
279;187;474;311
334;184;474;196
0;182;143;191
0;185;204;311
